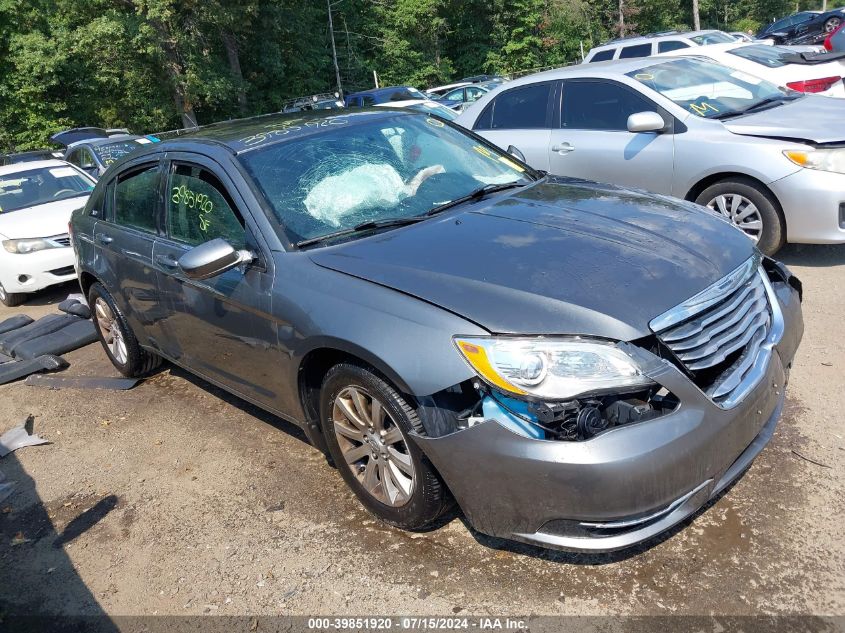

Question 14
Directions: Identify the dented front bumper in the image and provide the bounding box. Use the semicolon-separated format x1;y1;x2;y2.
412;277;803;552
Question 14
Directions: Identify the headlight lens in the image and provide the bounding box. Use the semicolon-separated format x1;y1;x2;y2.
454;337;655;400
784;148;845;175
2;238;57;254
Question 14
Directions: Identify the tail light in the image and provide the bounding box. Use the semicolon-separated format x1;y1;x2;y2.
786;76;841;93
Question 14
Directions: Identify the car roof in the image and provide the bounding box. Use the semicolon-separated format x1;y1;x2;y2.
545;57;676;78
68;134;142;149
0;159;74;177
597;29;726;49
146;109;417;156
663;41;749;54
346;86;417;98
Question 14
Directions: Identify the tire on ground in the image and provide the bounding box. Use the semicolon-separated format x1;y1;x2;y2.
695;177;785;256
0;283;26;307
319;363;448;530
87;282;161;377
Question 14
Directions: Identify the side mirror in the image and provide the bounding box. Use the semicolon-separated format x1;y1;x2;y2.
506;145;526;163
178;238;255;280
627;111;666;133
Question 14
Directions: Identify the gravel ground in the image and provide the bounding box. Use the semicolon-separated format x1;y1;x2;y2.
0;243;843;621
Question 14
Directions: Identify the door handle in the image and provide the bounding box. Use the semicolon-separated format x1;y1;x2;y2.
551;143;575;154
155;254;179;269
95;234;113;245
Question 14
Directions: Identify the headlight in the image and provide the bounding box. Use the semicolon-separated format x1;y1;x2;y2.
454;337;655;400
2;238;58;254
784;148;845;175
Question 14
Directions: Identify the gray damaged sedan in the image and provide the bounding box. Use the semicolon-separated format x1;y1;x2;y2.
69;109;803;552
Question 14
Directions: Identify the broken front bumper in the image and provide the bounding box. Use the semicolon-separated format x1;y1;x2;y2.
413;278;803;552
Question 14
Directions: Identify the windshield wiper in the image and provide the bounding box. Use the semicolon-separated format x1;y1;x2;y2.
295;216;425;249
711;95;798;120
425;181;528;217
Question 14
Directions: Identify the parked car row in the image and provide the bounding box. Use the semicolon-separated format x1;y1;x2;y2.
462;38;845;256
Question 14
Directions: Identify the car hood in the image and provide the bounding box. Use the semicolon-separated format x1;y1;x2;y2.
723;96;845;144
0;196;89;239
308;178;754;340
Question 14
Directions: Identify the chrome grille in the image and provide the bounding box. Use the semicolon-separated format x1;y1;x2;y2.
651;255;775;406
49;234;71;247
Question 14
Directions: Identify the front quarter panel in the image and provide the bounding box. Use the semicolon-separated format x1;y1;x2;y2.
671;119;803;197
273;253;488;419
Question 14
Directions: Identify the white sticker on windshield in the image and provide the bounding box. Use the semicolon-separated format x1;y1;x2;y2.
136;138;152;144
49;167;78;178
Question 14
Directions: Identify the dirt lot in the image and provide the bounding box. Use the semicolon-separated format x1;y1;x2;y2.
0;244;843;621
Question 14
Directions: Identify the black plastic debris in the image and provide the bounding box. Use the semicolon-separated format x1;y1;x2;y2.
0;313;95;360
0;314;79;356
0;415;49;458
24;374;140;391
58;298;91;320
0;355;68;386
0;315;34;335
13;320;96;360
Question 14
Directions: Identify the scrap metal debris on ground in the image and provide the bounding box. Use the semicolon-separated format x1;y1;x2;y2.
23;374;141;391
0;355;68;386
0;415;49;458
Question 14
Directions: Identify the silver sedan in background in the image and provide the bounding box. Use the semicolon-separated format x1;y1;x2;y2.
457;56;845;255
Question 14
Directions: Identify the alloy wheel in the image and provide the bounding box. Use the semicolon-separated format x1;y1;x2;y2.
0;284;6;302
331;386;415;507
94;297;128;365
826;17;841;32
706;193;763;243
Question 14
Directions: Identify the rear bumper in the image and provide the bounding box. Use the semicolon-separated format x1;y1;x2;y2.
413;279;803;552
770;167;845;244
0;248;76;294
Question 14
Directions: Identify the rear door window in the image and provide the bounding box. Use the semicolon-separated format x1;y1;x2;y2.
69;148;96;170
466;86;486;102
167;164;246;248
590;49;616;62
476;82;552;130
562;80;656;131
113;164;161;233
658;40;691;53
619;43;652;59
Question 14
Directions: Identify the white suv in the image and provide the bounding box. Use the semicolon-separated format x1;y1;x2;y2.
584;30;738;63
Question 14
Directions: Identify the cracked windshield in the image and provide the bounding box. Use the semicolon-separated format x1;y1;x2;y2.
240;113;531;244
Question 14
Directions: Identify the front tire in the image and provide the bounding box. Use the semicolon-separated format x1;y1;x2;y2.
319;363;447;530
88;282;161;377
825;16;841;33
695;178;785;255
0;282;26;307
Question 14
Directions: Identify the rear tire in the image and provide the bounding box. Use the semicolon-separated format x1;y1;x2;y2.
0;283;26;307
88;282;161;377
825;16;841;33
319;363;447;530
695;178;785;256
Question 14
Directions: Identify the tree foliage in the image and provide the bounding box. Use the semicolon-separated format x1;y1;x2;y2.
0;0;830;151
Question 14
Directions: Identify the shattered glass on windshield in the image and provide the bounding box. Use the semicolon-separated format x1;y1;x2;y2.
240;114;530;243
